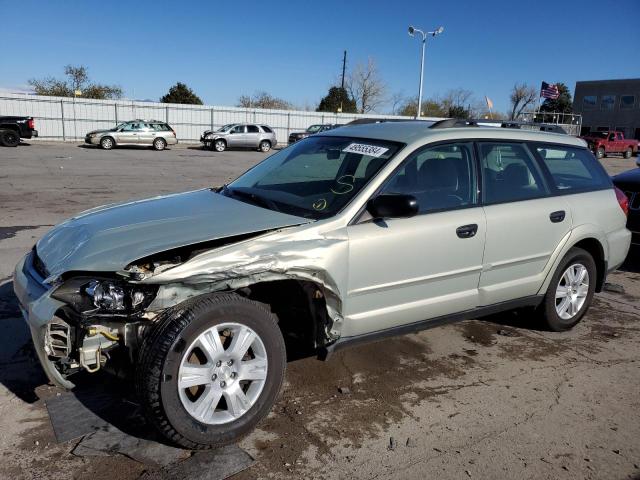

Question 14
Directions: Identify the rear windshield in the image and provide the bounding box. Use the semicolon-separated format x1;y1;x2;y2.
584;132;608;139
535;145;612;191
150;123;170;131
261;125;273;133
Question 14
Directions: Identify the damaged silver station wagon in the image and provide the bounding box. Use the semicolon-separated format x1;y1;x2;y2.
14;119;631;448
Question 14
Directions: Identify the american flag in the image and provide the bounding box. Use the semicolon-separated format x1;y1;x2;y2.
540;82;560;99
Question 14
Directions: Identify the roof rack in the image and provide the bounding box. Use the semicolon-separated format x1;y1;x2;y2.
345;118;431;126
430;118;567;134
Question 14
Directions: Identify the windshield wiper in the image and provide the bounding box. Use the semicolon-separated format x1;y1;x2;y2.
223;186;281;212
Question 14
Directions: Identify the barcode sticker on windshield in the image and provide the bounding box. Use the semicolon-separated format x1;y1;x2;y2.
342;143;389;157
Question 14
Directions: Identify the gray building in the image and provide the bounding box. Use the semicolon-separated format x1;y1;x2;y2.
573;78;640;140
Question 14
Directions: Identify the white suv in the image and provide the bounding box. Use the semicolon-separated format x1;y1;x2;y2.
14;120;631;449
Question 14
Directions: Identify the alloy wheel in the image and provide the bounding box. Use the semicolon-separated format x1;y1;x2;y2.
177;322;268;425
555;263;589;320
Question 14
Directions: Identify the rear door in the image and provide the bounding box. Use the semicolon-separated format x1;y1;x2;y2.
477;142;572;306
137;123;156;145
246;125;261;147
345;141;486;336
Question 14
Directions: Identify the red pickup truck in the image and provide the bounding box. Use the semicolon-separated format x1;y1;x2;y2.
581;131;639;159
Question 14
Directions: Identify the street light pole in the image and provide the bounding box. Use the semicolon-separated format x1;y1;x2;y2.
408;25;444;119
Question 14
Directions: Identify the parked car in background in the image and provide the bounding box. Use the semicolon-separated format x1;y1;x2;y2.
85;120;177;151
200;123;277;152
612;159;640;256
288;124;342;144
580;130;638;159
0;116;38;147
14;120;630;449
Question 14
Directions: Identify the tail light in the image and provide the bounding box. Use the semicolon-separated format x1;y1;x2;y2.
27;118;35;130
614;186;629;216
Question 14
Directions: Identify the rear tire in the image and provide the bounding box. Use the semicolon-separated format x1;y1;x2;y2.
136;293;286;449
153;137;167;151
596;147;605;159
538;247;596;331
100;136;115;150
259;140;271;152
624;148;632;159
0;129;20;147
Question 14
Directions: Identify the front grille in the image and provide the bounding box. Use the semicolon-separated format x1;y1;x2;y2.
44;318;72;358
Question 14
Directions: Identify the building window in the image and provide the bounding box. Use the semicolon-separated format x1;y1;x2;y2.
620;95;635;109
615;127;627;137
582;95;597;108
601;95;616;110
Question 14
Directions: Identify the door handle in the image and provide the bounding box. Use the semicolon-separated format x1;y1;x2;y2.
549;210;565;223
456;224;478;238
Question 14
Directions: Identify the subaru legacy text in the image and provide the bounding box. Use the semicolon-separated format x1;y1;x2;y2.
14;121;631;449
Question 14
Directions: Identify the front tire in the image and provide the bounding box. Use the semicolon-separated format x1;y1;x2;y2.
596;146;605;159
539;247;596;331
624;148;632;159
214;139;226;152
136;293;286;449
153;137;167;151
100;136;115;150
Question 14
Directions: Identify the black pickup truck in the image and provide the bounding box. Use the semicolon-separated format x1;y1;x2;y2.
0;116;38;146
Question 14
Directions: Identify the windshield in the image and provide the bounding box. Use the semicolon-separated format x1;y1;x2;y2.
585;131;608;139
217;124;236;132
306;125;323;133
113;122;128;131
224;136;402;219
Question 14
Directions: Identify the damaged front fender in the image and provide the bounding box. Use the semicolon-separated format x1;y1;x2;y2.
142;225;349;340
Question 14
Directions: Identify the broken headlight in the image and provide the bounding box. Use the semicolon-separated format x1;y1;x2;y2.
52;277;156;315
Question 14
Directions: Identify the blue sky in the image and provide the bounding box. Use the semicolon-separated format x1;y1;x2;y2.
2;0;639;113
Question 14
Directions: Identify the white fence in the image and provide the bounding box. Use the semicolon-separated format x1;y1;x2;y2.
0;93;419;145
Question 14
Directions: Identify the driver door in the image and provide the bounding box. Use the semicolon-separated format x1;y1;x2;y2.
227;125;247;147
343;142;486;337
116;122;141;144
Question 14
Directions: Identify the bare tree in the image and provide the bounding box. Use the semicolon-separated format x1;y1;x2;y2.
237;91;292;110
440;88;473;113
389;92;406;115
347;58;387;114
29;64;122;99
509;83;538;120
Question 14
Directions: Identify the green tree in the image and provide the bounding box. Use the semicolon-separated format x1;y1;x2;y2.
398;98;446;117
317;86;357;113
161;82;203;105
28;65;122;99
447;104;470;118
539;83;573;113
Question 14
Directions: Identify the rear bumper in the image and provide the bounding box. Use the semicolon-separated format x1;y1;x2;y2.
13;252;74;389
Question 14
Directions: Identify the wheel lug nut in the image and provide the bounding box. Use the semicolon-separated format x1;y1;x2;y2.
220;381;226;388
211;373;217;380
216;360;222;367
227;360;233;366
231;372;237;379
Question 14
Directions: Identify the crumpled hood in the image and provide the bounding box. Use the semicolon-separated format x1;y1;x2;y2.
87;129;115;135
36;189;309;279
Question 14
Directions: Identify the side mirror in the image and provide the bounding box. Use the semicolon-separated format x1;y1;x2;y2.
367;194;419;219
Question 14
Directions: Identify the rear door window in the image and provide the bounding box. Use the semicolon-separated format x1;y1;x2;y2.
247;125;259;133
534;145;611;192
478;143;548;204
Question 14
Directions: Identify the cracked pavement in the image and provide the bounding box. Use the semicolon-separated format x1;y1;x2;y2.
0;143;638;479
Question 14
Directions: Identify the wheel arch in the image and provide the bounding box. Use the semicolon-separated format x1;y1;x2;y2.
538;228;609;295
0;124;20;132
